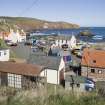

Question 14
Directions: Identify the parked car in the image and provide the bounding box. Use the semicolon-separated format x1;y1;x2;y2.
85;78;95;91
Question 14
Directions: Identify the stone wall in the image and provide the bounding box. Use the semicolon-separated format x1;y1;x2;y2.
81;66;105;81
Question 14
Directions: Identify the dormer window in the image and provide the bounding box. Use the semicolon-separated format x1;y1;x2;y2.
93;60;96;63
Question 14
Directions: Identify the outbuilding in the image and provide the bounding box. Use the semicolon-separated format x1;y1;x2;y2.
27;52;65;85
0;62;43;89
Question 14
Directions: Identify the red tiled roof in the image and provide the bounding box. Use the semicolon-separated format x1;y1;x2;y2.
2;32;10;37
81;48;105;68
0;62;43;76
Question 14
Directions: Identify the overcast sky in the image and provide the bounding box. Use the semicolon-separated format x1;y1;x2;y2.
0;0;105;26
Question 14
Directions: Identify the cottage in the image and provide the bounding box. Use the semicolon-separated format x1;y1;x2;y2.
70;35;77;49
0;62;43;88
5;29;18;44
4;29;26;44
54;35;77;49
27;52;66;85
16;29;26;42
81;48;105;81
0;48;10;61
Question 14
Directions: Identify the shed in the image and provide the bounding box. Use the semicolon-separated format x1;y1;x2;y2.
0;62;43;88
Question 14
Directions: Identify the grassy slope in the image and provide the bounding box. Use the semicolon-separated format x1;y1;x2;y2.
0;85;105;105
0;16;80;31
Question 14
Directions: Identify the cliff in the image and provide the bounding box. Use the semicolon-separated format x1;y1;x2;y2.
0;16;80;31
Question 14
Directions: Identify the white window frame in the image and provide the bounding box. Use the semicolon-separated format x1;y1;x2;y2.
8;73;21;88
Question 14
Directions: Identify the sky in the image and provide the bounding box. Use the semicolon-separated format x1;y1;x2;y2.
0;0;105;27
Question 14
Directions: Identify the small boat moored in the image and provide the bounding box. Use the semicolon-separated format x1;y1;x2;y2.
92;35;103;40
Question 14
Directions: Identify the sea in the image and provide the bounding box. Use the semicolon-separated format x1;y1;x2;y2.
39;27;105;43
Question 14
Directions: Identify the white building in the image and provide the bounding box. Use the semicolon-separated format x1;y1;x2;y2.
16;30;26;42
5;29;26;43
0;49;10;61
40;57;65;85
28;54;65;85
6;29;18;44
70;35;77;49
54;35;77;49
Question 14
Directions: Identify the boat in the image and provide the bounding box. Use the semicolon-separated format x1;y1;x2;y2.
30;31;52;36
92;35;103;40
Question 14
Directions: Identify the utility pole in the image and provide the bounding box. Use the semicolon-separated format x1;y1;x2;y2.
70;75;74;92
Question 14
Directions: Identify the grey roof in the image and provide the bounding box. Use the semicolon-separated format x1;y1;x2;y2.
0;48;9;50
27;53;61;70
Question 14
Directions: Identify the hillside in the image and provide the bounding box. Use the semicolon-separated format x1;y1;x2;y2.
0;16;80;32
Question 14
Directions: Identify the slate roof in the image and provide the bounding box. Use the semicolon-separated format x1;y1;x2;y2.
0;48;9;50
27;53;61;70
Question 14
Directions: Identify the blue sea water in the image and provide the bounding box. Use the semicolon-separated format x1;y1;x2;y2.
40;27;105;42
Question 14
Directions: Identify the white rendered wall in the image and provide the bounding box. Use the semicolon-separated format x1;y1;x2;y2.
40;69;59;85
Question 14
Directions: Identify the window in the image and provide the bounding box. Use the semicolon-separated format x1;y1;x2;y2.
98;70;102;74
91;69;95;73
8;73;21;88
4;51;7;55
93;60;96;63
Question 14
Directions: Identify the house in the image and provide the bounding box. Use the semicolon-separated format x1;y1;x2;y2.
50;44;72;65
5;29;18;44
0;48;10;61
70;35;77;49
27;51;66;85
58;47;72;65
49;44;81;76
16;29;26;42
4;29;26;44
0;62;43;88
81;48;105;81
54;35;77;49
